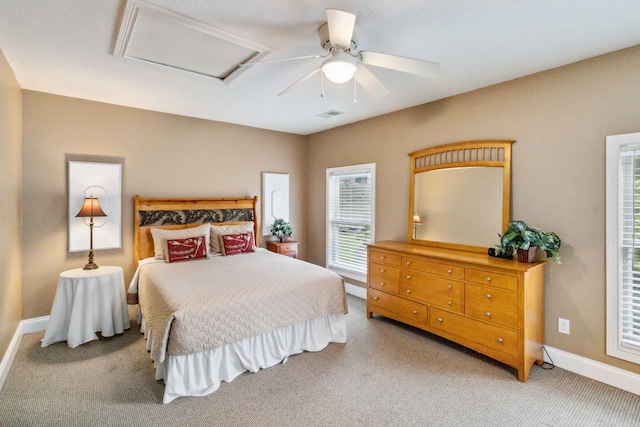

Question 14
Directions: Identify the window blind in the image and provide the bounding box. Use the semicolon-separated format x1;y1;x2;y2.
326;166;375;279
619;145;640;349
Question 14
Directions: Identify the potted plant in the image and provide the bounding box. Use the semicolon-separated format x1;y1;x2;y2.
270;218;293;242
493;220;562;264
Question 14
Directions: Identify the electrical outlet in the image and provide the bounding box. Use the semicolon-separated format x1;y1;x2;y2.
558;318;570;334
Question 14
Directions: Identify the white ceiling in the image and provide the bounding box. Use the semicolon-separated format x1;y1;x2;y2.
1;0;639;135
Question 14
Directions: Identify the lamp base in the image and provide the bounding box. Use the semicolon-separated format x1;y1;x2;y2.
83;262;99;270
83;249;98;270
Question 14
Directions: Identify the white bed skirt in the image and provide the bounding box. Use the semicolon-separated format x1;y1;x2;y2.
137;308;347;403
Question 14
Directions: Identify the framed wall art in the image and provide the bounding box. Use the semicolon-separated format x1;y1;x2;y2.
262;172;289;236
68;160;122;252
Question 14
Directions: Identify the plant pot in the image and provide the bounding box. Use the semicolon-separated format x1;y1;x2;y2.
517;246;537;263
279;234;289;242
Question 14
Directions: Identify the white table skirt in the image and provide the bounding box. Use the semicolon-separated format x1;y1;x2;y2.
41;266;130;348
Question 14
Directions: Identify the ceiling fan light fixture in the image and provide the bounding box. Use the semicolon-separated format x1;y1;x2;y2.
322;50;357;84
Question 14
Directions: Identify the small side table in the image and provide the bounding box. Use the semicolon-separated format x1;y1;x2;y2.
41;266;130;348
266;240;299;258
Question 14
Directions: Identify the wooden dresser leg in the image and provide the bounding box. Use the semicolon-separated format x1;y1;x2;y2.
517;366;531;382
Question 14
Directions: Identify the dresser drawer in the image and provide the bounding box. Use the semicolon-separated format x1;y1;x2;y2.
369;272;401;294
401;283;463;312
368;288;428;324
369;250;400;267
279;249;297;257
465;269;517;291
402;256;462;279
369;262;400;280
402;270;462;297
465;283;517;311
465;301;518;328
430;308;519;357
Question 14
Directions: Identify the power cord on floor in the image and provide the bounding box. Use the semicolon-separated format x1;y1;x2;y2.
540;345;555;370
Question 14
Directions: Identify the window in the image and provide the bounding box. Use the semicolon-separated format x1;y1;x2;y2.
606;132;640;364
326;163;375;283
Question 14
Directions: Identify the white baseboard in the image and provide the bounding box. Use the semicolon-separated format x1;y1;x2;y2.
0;322;23;391
345;282;366;299
0;316;47;393
544;345;640;395
22;316;49;334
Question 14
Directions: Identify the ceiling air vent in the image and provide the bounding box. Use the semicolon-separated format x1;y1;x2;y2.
114;0;271;84
317;110;344;119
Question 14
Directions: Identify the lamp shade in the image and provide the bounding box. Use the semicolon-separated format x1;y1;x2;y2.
75;196;107;218
322;50;357;84
413;213;422;224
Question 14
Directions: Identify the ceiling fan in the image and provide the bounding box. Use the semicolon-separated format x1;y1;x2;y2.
242;9;441;98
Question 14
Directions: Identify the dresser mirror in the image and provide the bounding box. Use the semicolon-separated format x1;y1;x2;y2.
408;140;514;253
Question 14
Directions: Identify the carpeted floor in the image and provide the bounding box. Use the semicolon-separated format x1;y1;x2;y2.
1;295;639;426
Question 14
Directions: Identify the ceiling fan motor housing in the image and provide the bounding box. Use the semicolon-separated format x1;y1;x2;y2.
318;22;357;52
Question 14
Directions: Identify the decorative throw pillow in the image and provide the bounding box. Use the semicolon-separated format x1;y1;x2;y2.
210;222;255;253
220;233;255;256
164;235;208;263
150;223;211;260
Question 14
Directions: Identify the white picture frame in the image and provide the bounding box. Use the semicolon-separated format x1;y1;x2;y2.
262;172;289;236
68;160;122;252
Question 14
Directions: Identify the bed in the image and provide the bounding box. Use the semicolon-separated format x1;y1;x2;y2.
128;195;348;403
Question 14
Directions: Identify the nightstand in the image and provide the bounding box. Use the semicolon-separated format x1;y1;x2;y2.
41;266;130;348
267;240;299;258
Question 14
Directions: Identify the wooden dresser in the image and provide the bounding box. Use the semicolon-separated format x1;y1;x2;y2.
367;240;545;382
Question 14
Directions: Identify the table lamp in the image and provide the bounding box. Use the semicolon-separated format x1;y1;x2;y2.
75;195;107;270
413;213;422;239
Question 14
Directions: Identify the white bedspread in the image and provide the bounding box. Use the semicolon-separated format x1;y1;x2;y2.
133;249;348;363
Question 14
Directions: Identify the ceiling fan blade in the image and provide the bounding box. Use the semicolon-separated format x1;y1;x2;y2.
278;67;321;96
355;65;389;99
359;51;441;78
327;9;356;48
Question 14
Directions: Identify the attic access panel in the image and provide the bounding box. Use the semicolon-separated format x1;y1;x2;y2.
114;0;271;84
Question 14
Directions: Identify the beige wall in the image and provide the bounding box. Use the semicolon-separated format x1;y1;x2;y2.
21;92;307;319
0;48;22;360
9;44;640;378
307;45;640;374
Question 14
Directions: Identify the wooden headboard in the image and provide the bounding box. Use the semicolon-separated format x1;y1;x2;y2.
134;195;259;265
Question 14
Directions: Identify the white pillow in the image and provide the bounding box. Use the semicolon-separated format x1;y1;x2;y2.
150;223;211;260
210;222;255;253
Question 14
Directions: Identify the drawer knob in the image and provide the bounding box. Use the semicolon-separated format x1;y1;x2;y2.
437;317;443;323
486;294;492;300
447;285;453;290
447;301;452;306
373;296;379;301
407;261;412;266
406;275;411;280
486;312;491;318
486;277;491;282
381;256;385;260
381;269;386;273
413;310;418;315
406;289;412;294
447;269;452;275
380;282;385;287
497;337;503;343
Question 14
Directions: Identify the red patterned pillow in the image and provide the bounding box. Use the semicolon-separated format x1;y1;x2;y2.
164;235;208;263
220;233;255;256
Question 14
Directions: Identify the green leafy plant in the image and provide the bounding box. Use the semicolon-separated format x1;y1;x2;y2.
494;220;562;264
270;218;292;241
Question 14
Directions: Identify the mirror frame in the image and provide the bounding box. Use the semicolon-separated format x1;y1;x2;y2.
408;139;514;253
